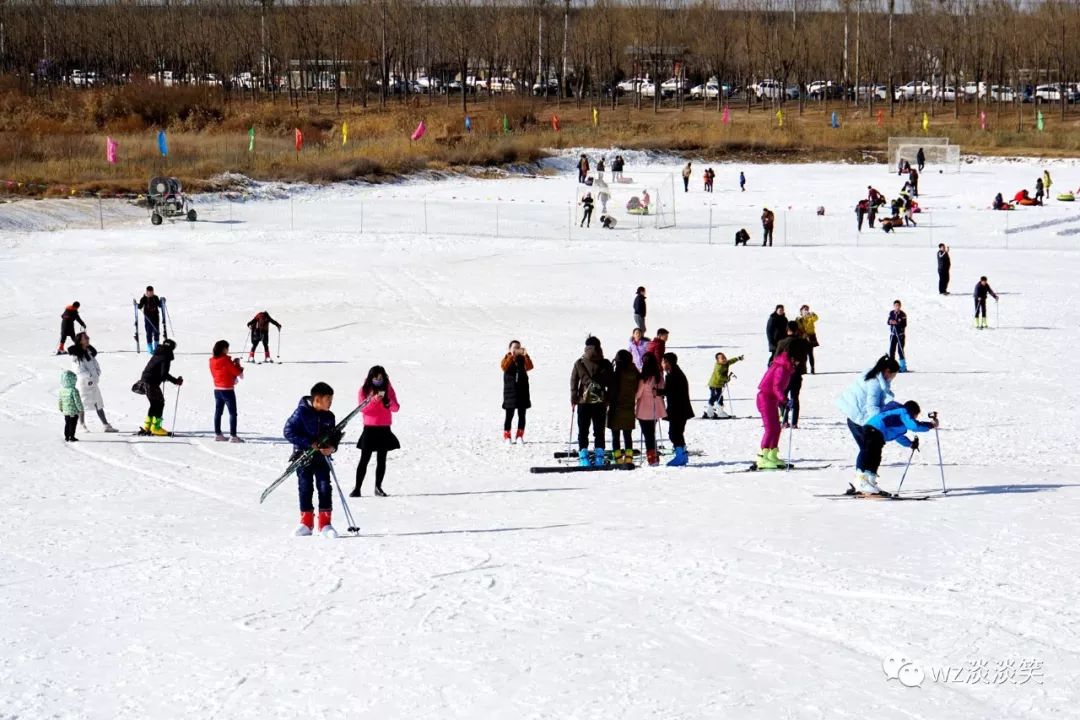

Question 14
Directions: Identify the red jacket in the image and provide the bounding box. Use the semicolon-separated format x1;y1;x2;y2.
209;355;244;390
645;337;666;367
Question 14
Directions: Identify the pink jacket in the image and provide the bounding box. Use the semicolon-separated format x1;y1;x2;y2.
635;376;667;421
757;353;794;402
359;383;400;426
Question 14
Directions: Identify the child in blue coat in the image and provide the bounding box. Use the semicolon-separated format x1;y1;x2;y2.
283;382;339;537
855;400;936;495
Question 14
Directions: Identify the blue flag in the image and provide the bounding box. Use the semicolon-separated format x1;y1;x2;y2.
157;130;168;157
464;115;472;133
830;111;839;129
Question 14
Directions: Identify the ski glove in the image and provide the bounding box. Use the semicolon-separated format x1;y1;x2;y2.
173;376;184;386
910;436;920;451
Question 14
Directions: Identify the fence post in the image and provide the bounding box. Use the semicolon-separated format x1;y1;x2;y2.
424;196;429;234
290;197;295;231
784;211;788;246
495;202;499;238
1004;211;1008;249
360;200;364;234
708;205;713;244
98;197;104;230
568;202;572;240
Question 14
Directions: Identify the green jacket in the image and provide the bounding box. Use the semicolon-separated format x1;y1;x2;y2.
708;357;743;389
58;370;83;416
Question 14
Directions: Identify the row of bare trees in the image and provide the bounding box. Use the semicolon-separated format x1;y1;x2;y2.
1;0;1079;117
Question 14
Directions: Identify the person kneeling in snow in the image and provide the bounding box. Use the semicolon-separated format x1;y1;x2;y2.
600;214;617;229
853;400;936;496
735;228;750;246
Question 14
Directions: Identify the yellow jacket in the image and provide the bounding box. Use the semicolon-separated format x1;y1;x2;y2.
798;312;819;335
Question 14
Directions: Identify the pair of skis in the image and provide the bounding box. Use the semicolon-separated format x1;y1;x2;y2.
132;297;172;352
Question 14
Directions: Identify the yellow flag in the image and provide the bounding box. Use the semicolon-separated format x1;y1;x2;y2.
922;112;929;133
342;122;349;146
776;110;783;128
592;107;598;127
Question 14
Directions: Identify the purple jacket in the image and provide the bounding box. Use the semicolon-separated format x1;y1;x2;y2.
628;338;648;369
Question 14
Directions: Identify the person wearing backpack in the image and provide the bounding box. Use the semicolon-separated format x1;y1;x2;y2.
570;336;613;467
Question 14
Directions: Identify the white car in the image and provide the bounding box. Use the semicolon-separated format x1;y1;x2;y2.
487;77;517;93
756;79;799;100
660;77;690;95
617;77;650;93
1034;84;1074;102
637;80;658;98
894;81;932;100
415;76;441;90
987;85;1015;102
690;81;731;99
932;86;958;102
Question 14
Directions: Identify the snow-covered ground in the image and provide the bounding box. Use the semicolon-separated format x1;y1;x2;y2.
1;156;1078;719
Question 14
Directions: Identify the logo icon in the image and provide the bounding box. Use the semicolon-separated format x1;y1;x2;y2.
883;653;924;688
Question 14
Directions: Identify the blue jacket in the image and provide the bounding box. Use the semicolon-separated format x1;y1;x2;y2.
836;371;894;425
866;406;933;447
283;397;336;452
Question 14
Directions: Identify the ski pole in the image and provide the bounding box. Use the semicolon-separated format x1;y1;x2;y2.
170;384;181;436
727;378;735;417
567;404;576;461
929;411;947;493
995;299;1000;329
277;326;282;361
327;457;360;535
785;408;794;471
895;445;918;494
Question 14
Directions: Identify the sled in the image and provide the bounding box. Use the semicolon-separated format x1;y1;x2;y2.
1057;193;1075;202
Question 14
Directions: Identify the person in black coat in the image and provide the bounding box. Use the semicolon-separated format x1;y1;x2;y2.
660;353;694;466
735;228;750;246
936;244;951;295
501;340;533;444
57;301;86;354
633;286;647;332
135;338;183;434
766;305;788;358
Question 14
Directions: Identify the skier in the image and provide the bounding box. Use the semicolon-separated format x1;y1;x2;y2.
973;276;999;329
766;305;788;358
776;325;810;430
761;207;775;246
635;353;666;467
797;304;820;374
854;400;936;496
837;356;900;452
209;339;244;442
501;340;532;444
855;199;868;232
57;301;86;355
570;336;612;467
246;310;282;363
739;171;746;192
916;147;926;172
633;286;647;332
887;300;908;372
628;327;648;370
704;352;742;418
351;365;400;497
937;243;951;295
755;344;802;469
661;352;693;466
645;328;668;367
58;370;83;442
67;332;118;432
283;382;339;536
135;338;182;436
137;286;164;353
607;349;640;465
681;162;692;192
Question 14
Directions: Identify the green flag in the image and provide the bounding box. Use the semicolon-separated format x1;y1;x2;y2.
1036;111;1045;132
248;126;255;152
502;114;509;135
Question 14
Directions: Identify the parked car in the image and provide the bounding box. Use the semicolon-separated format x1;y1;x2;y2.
986;85;1015;102
932;85;958;102
848;84;888;101
962;81;988;98
690;79;732;99
69;70;99;87
755;79;799;100
894;81;932;100
1035;83;1078;102
660;77;690;97
532;77;559;96
617;77;650;93
808;80;844;99
415;75;441;91
638;80;658;98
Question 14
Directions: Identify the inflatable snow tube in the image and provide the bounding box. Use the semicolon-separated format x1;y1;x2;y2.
1018;198;1038;206
1057;193;1075;202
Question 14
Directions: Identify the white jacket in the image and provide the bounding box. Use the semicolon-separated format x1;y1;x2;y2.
71;351;105;410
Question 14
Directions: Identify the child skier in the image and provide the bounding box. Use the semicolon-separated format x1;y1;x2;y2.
209;340;244;442
351;366;400;497
887;300;908;372
635;353;666;466
797;305;820;373
854;400;937;496
973;276;999;329
68;332;118;432
501;340;532;444
283;382;339;536
135;338;182;436
661;353;693;466
137;286;164;353
705;352;743;418
246;310;282;363
57;301;86;355
59;370;83;442
607;349;640;465
755;345;801;469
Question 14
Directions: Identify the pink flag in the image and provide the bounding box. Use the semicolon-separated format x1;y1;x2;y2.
294;128;303;152
106;137;118;164
411;120;427;141
721;106;731;124
980;111;987;131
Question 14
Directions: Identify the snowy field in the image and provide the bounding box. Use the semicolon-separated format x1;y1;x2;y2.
1;155;1078;718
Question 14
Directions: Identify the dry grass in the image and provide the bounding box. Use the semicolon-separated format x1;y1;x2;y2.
2;85;1080;197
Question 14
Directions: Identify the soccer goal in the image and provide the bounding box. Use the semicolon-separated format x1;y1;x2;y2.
586;170;677;229
888;136;960;173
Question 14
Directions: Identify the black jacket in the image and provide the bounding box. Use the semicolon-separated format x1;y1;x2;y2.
61;306;85;331
502;354;532;410
140;345;177;386
660;366;694;421
68;343;98;362
974;282;998;301
766;313;788;350
937;249;951;272
138;295;162;321
633;294;646;317
888;310;908;333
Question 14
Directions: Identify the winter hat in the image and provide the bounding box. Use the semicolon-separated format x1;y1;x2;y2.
584;336;602;349
162;338;177;350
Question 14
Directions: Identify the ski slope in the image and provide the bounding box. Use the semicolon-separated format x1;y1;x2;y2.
1;155;1077;719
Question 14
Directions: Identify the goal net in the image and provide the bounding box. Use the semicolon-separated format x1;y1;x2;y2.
888;137;959;172
586;170;677;229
